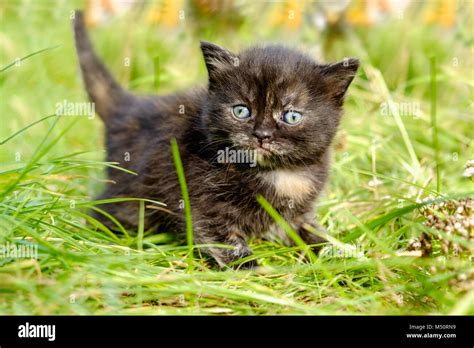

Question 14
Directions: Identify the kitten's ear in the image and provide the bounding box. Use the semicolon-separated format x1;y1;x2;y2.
320;58;359;104
200;41;237;79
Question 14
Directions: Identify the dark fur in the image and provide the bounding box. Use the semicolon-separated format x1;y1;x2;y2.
73;11;359;269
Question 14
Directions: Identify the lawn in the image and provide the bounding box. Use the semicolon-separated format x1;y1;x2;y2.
0;0;473;315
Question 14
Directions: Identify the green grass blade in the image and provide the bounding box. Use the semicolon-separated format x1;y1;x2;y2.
170;138;194;265
256;195;317;263
0;45;60;73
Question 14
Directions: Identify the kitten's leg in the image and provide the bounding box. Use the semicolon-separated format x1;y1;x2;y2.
196;230;256;270
91;189;153;232
92;197;139;231
298;222;328;253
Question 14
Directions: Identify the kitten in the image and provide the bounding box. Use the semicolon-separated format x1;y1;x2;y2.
73;10;359;269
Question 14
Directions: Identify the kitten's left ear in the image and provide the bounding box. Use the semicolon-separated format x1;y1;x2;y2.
320;58;359;104
200;41;237;80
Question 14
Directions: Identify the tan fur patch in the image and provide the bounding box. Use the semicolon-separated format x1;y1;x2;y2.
261;169;314;200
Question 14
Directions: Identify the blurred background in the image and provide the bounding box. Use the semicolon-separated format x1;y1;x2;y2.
0;0;473;315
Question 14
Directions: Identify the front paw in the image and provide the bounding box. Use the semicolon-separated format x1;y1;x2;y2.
211;243;257;270
299;223;327;253
226;243;258;270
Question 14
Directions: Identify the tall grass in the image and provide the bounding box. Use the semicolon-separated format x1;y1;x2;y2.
170;138;194;264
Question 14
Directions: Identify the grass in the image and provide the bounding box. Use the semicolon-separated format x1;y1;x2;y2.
256;195;318;263
170;138;193;261
0;0;473;315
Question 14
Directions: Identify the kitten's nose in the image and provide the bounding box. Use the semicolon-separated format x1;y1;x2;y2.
253;127;274;140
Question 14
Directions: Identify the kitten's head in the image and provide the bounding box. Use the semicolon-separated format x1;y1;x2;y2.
200;41;359;169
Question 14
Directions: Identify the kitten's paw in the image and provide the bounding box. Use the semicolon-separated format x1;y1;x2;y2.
299;223;328;253
229;247;258;270
233;258;258;270
211;243;257;270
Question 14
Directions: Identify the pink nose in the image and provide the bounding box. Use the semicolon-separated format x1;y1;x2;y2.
253;128;274;140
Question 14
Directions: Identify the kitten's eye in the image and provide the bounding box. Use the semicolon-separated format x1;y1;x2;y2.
282;110;303;125
232;105;251;120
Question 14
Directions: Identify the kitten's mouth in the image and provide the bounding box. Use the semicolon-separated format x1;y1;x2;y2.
257;142;273;152
235;141;285;168
258;141;272;151
255;139;283;155
255;146;272;155
254;144;278;167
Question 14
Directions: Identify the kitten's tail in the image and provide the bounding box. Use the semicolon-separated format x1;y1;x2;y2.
73;10;134;121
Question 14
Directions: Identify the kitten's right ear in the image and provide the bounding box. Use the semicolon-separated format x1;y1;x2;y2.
320;58;359;104
200;41;236;79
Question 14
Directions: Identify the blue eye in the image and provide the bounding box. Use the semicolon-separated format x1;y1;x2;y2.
282;110;303;125
232;105;251;119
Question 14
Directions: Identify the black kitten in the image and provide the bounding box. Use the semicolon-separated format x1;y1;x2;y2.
73;11;359;269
